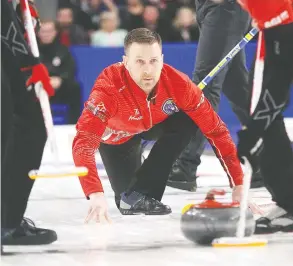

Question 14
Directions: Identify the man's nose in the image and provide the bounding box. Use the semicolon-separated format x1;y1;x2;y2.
143;63;152;74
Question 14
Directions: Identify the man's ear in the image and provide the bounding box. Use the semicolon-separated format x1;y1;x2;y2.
122;55;128;69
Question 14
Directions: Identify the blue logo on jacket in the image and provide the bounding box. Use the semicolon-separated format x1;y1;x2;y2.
162;99;179;115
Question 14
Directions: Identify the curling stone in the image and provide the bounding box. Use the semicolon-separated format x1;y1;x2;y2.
181;189;255;245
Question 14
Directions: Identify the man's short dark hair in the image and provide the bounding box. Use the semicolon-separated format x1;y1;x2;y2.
124;28;162;53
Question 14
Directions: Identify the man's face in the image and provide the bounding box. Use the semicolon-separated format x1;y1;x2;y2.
123;42;163;93
38;22;57;44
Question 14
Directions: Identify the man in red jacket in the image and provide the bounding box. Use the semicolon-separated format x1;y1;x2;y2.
73;28;244;222
236;0;293;234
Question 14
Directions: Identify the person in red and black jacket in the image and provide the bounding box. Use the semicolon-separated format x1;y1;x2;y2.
56;7;88;46
1;0;57;247
236;0;293;234
72;28;244;223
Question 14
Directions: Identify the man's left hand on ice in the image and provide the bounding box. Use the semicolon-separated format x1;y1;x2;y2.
232;185;243;203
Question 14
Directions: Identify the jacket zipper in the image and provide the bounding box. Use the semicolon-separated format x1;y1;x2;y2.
146;98;153;129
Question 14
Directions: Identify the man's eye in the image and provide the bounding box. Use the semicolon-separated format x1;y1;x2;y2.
137;59;144;64
150;59;158;63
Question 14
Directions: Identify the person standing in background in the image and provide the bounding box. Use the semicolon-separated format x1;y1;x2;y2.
168;0;264;191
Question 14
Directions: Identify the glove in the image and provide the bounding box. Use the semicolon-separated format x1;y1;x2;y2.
24;63;55;97
237;128;263;172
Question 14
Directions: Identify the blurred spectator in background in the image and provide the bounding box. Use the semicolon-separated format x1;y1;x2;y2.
57;7;89;46
142;4;161;31
91;11;127;47
58;0;97;33
119;0;145;30
38;20;82;124
82;0;118;30
142;4;181;42
173;7;199;43
54;0;199;44
164;0;196;21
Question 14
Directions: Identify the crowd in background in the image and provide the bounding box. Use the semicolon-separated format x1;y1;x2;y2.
56;0;200;47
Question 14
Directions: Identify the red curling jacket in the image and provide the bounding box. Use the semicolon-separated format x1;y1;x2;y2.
238;0;293;29
72;63;243;197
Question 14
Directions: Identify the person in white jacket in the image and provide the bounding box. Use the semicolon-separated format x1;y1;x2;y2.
90;11;128;47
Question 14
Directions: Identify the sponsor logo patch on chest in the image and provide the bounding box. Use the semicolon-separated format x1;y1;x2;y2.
129;109;143;121
162;99;179;115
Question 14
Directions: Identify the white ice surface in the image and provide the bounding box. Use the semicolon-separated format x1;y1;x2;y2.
2;155;293;266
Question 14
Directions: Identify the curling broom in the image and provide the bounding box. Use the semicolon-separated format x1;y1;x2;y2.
197;27;259;90
20;0;88;179
212;31;268;247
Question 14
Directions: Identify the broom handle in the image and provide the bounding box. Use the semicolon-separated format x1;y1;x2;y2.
236;157;252;237
236;31;265;238
20;0;59;161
